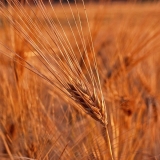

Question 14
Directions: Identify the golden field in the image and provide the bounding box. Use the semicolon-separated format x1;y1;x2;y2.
0;1;160;160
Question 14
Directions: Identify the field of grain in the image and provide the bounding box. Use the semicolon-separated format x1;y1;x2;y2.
0;1;160;160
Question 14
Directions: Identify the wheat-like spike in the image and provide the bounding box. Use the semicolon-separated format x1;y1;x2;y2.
67;83;105;124
0;0;107;124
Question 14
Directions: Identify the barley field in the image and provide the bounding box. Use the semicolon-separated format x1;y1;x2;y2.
0;1;160;160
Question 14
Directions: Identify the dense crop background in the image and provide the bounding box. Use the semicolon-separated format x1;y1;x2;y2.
0;1;160;160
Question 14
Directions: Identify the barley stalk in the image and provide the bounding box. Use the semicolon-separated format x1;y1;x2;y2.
0;0;115;159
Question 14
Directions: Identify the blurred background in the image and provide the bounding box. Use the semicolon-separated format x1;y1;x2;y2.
0;0;160;159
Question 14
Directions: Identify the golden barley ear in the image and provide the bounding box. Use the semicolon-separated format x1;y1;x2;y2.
67;83;106;125
0;0;108;124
